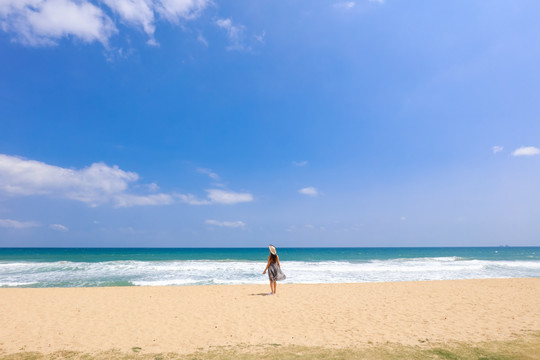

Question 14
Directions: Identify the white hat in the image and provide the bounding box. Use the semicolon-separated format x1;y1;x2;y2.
269;245;276;255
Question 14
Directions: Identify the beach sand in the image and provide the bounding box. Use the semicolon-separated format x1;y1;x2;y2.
0;278;539;356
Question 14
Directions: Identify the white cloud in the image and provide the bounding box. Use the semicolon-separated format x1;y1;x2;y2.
299;186;319;197
197;32;208;47
176;193;211;205
292;160;308;167
197;167;219;179
254;31;265;44
49;223;69;231
0;154;137;204
512;146;540;156
333;1;355;10
205;219;245;228
206;189;253;204
492;146;504;154
0;0;117;46
103;0;155;40
155;0;208;23
216;17;246;51
0;154;174;207
114;193;174;207
369;0;384;3
0;0;211;46
0;154;253;208
146;182;160;192
135;182;160;192
0;218;39;229
176;189;253;205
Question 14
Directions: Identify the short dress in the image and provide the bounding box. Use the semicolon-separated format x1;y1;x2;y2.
268;261;286;281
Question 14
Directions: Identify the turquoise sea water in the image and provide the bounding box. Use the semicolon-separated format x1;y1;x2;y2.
0;247;538;287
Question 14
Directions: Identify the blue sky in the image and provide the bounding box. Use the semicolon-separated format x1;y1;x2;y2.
1;0;539;247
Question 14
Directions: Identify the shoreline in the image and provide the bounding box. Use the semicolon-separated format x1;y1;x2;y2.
2;275;540;288
1;278;539;356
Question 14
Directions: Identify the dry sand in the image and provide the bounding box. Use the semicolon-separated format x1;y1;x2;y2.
0;278;539;355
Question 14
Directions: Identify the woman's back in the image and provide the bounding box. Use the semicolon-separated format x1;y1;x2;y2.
263;245;286;294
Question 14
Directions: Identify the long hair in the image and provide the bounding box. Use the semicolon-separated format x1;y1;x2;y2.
269;253;277;263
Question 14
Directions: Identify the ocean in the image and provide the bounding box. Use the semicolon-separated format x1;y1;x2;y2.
0;247;539;288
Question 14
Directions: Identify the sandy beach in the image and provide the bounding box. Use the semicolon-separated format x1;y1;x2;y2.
0;278;539;356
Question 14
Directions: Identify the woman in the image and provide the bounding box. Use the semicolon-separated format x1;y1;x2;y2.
262;244;286;294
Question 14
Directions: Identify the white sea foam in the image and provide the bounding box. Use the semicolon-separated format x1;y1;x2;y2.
0;281;38;287
0;257;538;287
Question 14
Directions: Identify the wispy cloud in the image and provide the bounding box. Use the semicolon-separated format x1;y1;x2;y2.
114;193;174;208
299;186;319;197
197;32;208;47
205;219;246;228
176;193;211;205
254;31;265;44
512;146;540;156
155;0;208;22
146;183;160;192
292;160;308;167
206;189;253;204
0;0;211;46
492;146;504;154
49;223;69;232
0;218;39;229
0;0;117;46
215;18;247;51
178;189;254;205
333;1;356;10
103;0;156;44
197;167;219;180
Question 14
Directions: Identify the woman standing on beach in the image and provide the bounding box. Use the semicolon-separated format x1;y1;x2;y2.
263;245;286;294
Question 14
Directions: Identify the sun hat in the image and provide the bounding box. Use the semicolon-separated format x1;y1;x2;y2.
269;245;277;255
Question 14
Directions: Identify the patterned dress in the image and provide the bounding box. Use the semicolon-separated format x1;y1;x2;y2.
268;260;286;281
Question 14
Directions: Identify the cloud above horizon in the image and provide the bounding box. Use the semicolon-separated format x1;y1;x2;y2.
512;146;540;156
205;219;246;228
299;186;319;197
196;167;220;180
333;2;356;10
215;18;246;51
0;154;139;205
292;160;308;167
0;154;252;208
0;0;210;46
0;218;72;231
49;223;69;232
0;218;39;229
177;189;253;205
114;193;174;207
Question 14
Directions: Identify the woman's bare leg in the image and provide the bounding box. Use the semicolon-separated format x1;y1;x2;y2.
272;281;277;294
269;279;273;294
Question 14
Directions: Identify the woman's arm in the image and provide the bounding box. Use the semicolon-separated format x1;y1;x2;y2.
262;256;271;274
